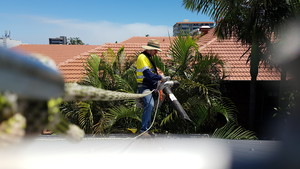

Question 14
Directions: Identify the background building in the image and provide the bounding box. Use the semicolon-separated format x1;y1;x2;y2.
173;20;214;36
0;31;22;48
49;36;67;45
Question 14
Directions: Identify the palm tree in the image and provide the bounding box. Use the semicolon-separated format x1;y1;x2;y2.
182;0;300;130
153;35;243;134
62;47;141;134
88;47;142;134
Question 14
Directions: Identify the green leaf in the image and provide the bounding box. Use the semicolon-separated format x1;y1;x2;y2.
212;122;258;140
94;106;141;134
82;54;103;88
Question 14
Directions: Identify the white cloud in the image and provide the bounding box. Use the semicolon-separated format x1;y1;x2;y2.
24;16;173;45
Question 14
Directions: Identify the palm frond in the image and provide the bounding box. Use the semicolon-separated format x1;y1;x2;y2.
82;54;103;88
76;102;94;133
152;55;168;75
121;66;138;92
61;102;77;122
183;0;232;21
191;52;225;82
160;112;175;126
183;99;209;126
116;46;126;73
94;106;141;134
212;122;258;140
112;74;134;93
179;79;217;104
60;101;94;133
169;35;198;76
102;48;116;67
98;59;115;88
210;98;237;122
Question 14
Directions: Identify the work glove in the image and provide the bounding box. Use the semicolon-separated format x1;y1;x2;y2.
161;76;170;82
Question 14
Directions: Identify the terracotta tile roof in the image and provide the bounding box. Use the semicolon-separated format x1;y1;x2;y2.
11;31;281;82
12;44;99;65
197;28;218;48
11;44;100;82
59;43;171;82
199;29;281;81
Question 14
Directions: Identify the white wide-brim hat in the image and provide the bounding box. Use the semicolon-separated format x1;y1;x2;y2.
142;39;162;51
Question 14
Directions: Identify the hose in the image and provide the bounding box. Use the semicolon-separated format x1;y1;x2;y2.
134;90;160;139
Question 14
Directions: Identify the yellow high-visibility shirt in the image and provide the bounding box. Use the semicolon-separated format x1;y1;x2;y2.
136;53;156;83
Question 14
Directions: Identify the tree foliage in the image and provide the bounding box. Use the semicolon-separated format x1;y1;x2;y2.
61;35;257;139
68;37;85;45
155;35;240;134
183;0;300;77
61;47;140;134
182;0;300;129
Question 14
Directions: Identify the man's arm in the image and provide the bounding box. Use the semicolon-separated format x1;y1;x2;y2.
143;69;162;80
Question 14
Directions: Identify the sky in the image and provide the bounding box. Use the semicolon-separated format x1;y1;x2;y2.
0;0;213;45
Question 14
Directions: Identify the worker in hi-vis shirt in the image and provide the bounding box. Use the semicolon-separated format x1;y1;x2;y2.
136;39;167;136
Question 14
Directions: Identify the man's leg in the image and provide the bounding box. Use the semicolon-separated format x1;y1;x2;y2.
140;90;154;132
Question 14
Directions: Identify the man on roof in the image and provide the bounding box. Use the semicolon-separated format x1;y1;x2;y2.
136;39;167;136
